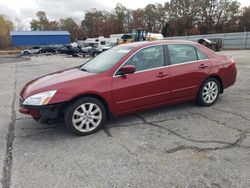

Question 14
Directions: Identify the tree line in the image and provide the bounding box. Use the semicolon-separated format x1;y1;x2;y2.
0;15;14;49
1;0;250;49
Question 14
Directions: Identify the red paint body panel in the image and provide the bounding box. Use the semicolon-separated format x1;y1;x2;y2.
112;67;170;114
19;40;237;119
19;107;40;121
168;60;211;101
214;55;237;88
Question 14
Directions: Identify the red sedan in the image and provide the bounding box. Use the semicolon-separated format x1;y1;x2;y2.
19;40;237;135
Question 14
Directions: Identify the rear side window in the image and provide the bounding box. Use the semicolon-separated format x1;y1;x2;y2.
197;49;208;60
168;44;208;65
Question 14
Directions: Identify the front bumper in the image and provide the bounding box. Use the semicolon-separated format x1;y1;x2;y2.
19;106;40;120
19;98;66;121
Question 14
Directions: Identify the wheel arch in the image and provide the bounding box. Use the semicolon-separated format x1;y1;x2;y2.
66;93;113;119
23;51;30;55
203;75;224;94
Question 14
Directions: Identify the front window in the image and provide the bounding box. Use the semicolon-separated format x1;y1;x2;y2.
120;45;165;73
80;46;134;73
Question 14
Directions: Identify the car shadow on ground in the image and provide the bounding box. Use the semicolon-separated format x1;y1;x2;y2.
15;101;201;140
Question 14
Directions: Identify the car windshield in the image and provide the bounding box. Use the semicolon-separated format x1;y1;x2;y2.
80;45;134;73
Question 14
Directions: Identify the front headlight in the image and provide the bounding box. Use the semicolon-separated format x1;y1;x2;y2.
23;90;57;106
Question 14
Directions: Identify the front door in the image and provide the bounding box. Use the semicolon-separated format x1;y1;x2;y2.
112;45;170;114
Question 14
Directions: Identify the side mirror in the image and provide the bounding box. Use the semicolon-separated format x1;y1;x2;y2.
120;65;136;75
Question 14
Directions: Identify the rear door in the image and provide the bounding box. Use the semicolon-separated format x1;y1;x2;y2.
112;45;170;114
167;44;211;102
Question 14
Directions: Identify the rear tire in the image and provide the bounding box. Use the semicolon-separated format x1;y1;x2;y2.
197;78;220;106
64;97;106;136
23;51;30;56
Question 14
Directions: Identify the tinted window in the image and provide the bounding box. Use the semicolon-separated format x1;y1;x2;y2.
122;45;164;72
100;41;106;45
81;46;134;73
121;34;132;40
168;44;207;64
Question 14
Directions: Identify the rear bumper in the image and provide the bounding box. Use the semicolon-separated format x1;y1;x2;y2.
19;102;66;121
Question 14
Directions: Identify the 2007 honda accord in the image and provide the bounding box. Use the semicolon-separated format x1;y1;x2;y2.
19;40;237;135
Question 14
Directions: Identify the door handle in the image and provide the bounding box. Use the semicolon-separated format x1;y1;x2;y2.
199;64;208;69
156;72;168;78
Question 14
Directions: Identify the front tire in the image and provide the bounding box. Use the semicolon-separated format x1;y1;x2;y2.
65;97;106;136
197;78;220;106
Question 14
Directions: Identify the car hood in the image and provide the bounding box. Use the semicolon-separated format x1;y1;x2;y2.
20;67;96;99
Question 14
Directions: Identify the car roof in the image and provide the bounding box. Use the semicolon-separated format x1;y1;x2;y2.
120;40;198;49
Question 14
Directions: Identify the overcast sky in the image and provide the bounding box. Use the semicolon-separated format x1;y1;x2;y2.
0;0;249;29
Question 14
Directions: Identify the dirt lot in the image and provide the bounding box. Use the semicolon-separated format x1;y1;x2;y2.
0;52;250;188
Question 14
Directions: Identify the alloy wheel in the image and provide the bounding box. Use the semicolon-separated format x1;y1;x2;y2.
202;81;219;104
72;103;102;133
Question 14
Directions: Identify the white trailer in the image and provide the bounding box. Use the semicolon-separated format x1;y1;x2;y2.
109;34;124;44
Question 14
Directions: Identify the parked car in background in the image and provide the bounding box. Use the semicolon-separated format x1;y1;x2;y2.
80;41;115;57
102;42;116;51
57;45;70;55
19;40;237;136
198;38;221;52
40;46;57;55
57;45;80;57
21;47;41;56
81;43;100;57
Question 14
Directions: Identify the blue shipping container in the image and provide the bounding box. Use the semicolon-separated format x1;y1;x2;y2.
10;31;71;47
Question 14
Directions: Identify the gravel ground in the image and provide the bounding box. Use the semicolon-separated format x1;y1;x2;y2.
0;52;250;188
